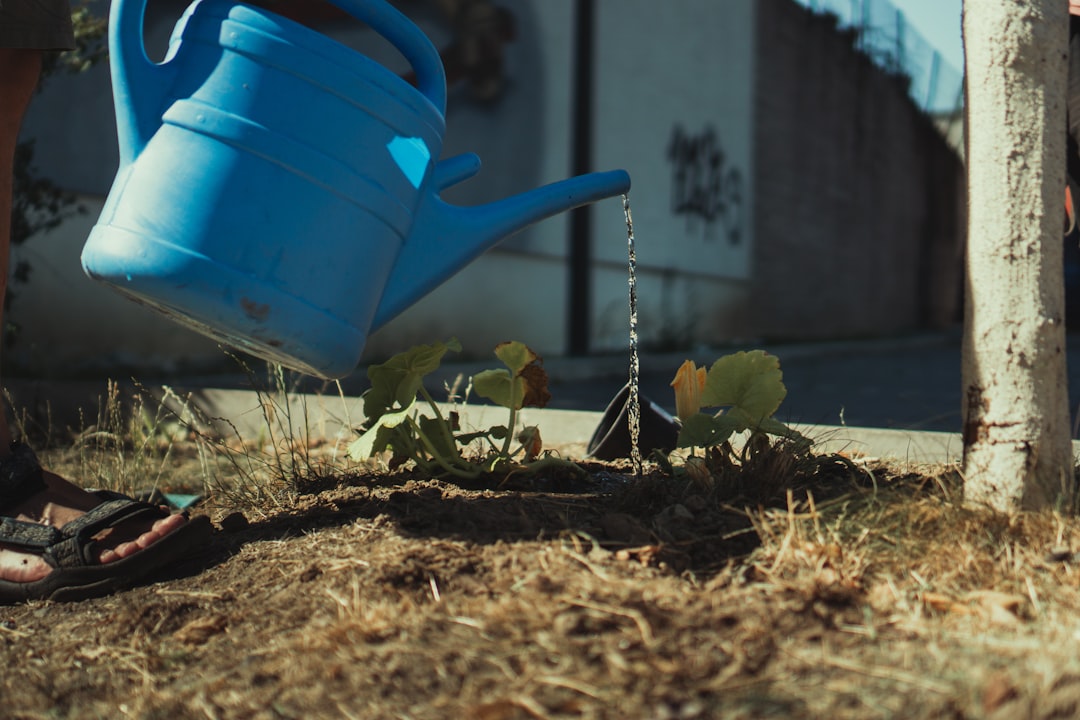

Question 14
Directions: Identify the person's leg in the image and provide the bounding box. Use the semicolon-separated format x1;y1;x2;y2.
1068;15;1080;214
1066;16;1080;324
0;48;200;592
0;51;40;449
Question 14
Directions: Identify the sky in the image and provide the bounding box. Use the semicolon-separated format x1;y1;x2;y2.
892;0;964;71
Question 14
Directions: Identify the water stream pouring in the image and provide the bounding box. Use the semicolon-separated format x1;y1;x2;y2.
81;0;631;379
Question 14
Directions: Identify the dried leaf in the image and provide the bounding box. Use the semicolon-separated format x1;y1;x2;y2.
983;670;1020;713
173;615;228;645
519;362;551;408
922;591;962;614
518;426;542;461
965;590;1029;623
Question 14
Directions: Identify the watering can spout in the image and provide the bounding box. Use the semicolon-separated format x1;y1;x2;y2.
371;169;631;330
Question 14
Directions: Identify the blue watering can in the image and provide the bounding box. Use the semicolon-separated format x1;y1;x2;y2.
81;0;631;379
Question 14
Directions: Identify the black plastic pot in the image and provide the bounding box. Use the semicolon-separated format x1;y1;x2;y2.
586;383;680;460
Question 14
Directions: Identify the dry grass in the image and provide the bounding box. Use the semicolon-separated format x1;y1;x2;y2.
3;383;1080;718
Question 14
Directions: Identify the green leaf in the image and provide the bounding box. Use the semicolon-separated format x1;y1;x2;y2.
363;339;460;420
471;342;550;409
723;406;754;434
417;415;458;460
650;449;675;475
676;413;740;449
487;425;511;440
472;368;526;410
348;401;416;460
701;350;787;422
755;416;807;442
454;430;491;446
494;341;537;375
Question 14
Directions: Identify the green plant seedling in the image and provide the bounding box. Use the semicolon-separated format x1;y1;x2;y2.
668;351;810;477
348;340;579;482
672;351;806;450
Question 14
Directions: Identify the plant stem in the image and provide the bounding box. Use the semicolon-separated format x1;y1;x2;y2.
499;379;522;457
406;416;479;480
418;386;462;461
500;406;518;457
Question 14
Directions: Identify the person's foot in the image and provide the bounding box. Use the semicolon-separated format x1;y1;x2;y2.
0;470;189;584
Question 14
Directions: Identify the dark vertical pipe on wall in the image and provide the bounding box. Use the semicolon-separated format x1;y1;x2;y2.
567;0;595;356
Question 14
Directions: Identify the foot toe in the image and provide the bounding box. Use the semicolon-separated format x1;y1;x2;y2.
98;513;189;563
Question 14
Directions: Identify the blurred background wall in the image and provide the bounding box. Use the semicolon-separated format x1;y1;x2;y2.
10;0;964;378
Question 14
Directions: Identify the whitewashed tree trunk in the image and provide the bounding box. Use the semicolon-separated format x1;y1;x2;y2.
962;0;1074;511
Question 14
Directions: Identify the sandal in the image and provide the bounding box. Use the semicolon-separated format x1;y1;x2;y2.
0;443;212;603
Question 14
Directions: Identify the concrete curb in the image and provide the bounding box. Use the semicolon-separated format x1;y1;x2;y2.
4;379;973;464
182;388;990;464
131;385;980;465
790;425;968;464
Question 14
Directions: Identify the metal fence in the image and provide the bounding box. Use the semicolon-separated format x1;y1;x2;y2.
794;0;964;115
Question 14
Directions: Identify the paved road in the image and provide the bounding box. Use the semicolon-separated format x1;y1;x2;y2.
538;331;1080;434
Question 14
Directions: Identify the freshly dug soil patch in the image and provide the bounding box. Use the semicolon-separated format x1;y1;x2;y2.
3;442;1080;719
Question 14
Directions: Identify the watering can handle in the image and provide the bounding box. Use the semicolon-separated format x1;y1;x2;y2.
110;0;169;165
324;0;447;115
109;0;448;164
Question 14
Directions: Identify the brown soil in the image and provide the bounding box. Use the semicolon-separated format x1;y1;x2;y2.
3;435;1080;720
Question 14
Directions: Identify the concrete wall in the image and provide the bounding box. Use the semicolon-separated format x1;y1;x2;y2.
748;0;964;340
589;0;757;353
10;0;963;378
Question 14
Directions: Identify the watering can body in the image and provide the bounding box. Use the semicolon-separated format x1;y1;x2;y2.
81;0;630;378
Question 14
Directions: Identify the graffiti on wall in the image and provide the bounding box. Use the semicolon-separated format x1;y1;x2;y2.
667;125;744;245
